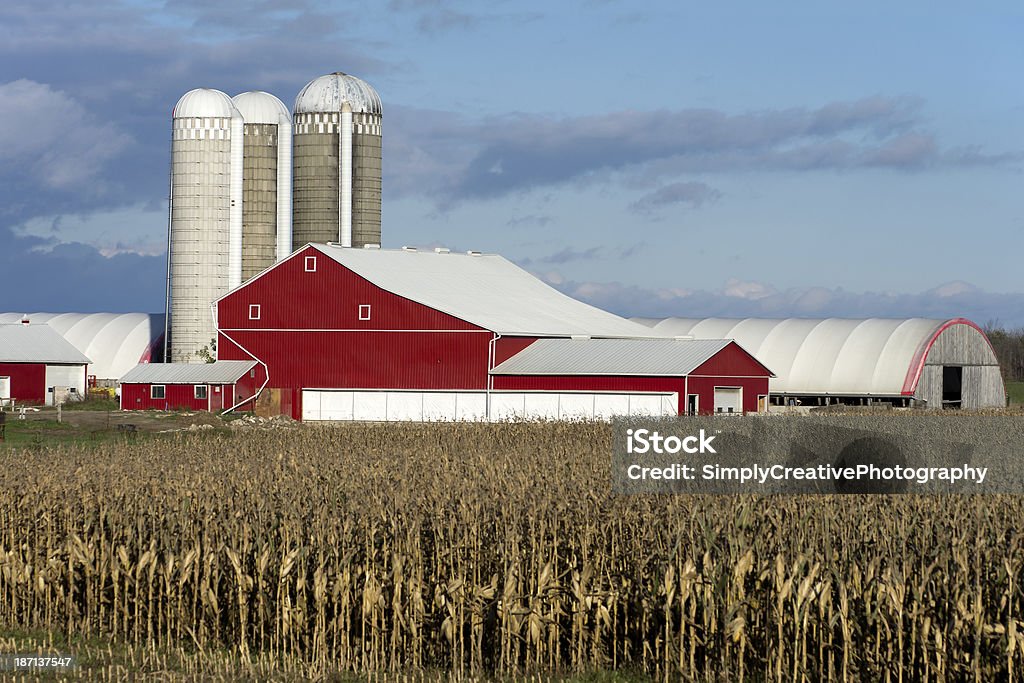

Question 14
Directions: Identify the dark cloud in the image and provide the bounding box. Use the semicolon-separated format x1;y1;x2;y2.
505;214;552;227
384;97;1021;207
0;227;166;313
539;274;1024;327
515;243;645;268
540;246;604;264
0;1;390;247
629;181;721;215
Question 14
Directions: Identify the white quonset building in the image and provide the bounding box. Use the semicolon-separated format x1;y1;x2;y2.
0;312;164;383
632;317;1006;409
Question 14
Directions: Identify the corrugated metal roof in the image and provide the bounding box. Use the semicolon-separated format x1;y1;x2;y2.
307;244;661;338
630;317;957;395
120;360;257;385
490;338;733;376
0;324;91;364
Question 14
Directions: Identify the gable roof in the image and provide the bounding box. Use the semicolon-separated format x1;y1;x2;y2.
0;323;92;364
120;360;257;385
491;337;762;376
304;244;661;338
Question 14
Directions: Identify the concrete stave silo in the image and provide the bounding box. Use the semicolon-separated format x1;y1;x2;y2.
232;91;293;280
292;72;382;249
166;88;243;364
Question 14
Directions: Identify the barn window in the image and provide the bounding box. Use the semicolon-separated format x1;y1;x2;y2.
359;304;371;321
151;385;165;400
249;304;261;320
304;256;317;272
195;385;208;400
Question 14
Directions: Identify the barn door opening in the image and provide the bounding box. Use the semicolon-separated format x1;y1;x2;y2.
942;366;962;409
0;377;9;406
687;394;699;416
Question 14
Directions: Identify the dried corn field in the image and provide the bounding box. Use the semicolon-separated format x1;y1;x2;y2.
1;422;1023;681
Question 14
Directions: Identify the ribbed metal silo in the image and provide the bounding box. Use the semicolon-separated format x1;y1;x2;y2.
165;88;243;364
232;91;293;280
292;72;382;249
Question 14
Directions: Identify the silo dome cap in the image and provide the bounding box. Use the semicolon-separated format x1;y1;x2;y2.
173;88;237;118
294;72;382;115
232;91;290;123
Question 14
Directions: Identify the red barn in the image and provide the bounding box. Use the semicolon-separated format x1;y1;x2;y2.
0;322;90;406
119;360;258;411
490;338;773;416
215;244;773;421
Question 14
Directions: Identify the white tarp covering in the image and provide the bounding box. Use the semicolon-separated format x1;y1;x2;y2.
301;390;677;422
631;317;971;396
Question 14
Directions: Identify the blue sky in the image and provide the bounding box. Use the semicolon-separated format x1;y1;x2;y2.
1;1;1022;324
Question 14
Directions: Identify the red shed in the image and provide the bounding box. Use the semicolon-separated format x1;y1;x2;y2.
119;360;258;412
215;244;773;421
490;338;773;416
0;322;91;406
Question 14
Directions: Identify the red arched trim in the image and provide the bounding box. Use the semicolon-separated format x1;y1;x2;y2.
900;318;996;395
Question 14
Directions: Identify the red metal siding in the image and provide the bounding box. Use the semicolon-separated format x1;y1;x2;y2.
121;383;239;412
0;363;46;404
691;342;773;377
218;330;493;392
217;246;498;418
218;246;482;332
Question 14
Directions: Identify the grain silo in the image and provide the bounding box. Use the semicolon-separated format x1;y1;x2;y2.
292;72;382;249
166;88;243;364
232;91;293;280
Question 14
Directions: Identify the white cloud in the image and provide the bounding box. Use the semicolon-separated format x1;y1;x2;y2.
0;79;132;190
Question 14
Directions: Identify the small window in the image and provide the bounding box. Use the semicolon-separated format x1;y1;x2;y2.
151;385;165;400
249;304;261;320
305;256;317;272
195;385;208;400
358;304;371;321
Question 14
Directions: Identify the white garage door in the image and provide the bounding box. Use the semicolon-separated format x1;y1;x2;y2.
301;390;677;422
713;387;743;414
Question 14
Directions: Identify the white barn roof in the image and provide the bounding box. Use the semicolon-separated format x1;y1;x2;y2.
631;317;990;396
121;360;256;385
491;338;737;376
0;313;164;380
299;244;660;338
0;323;91;364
